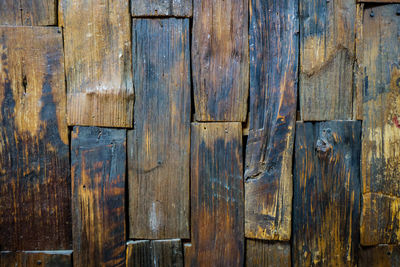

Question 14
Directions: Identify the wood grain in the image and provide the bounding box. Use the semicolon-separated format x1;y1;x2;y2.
192;0;249;122
128;18;190;239
0;0;56;26
71;127;126;267
0;251;72;267
61;0;133;127
245;0;298;241
246;240;291;267
359;4;400;245
293;121;361;266
0;26;70;250
359;244;400;267
126;241;151;267
299;0;356;120
185;123;244;266
358;0;400;2
131;0;192;17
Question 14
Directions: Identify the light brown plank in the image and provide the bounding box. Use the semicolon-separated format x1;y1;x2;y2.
246;240;291;267
0;0;56;26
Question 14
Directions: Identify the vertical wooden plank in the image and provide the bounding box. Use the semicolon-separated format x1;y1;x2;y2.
192;0;249;122
61;0;133;127
245;0;298;241
246;240;291;267
0;251;72;267
185;123;244;266
131;0;192;17
126;241;151;267
0;26;70;250
359;245;400;267
360;4;400;245
128;18;190;239
293;121;361;266
0;0;56;26
71;127;126;267
299;0;356;120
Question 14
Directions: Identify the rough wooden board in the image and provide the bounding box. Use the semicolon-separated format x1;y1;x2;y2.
245;0;298;241
293;121;361;266
0;251;72;267
359;244;400;267
299;0;356;121
185;123;244;266
246;240;291;267
126;241;151;267
0;0;56;26
358;0;400;2
131;0;192;17
128;18;190;239
353;3;364;121
61;0;133;127
71;127;126;267
192;0;249;122
0;26;71;250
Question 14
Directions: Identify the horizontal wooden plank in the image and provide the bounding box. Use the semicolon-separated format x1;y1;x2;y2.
246;240;291;267
0;0;56;26
0;251;72;267
359;244;400;267
71;127;126;267
131;0;192;17
0;26;71;250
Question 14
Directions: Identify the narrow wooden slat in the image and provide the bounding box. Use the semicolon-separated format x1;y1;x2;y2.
359;4;400;245
185;123;244;266
0;0;56;26
246;240;291;267
128;18;190;239
126;241;151;267
245;0;298;241
0;251;72;267
293;121;361;266
131;0;192;17
71;127;126;267
299;0;356;120
192;0;249;122
0;26;70;250
359;245;400;267
61;0;133;127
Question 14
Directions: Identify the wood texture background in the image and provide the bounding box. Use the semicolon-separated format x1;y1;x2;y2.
0;0;56;26
0;251;72;267
246;240;291;267
131;0;192;17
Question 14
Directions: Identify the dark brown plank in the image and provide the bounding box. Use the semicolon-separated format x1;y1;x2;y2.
359;4;400;245
359;245;400;267
185;123;244;266
192;0;249;122
299;0;356;120
131;0;192;17
293;121;361;266
0;251;72;267
60;0;133;127
0;0;56;26
246;240;291;267
126;241;151;267
128;18;190;239
71;127;126;267
0;26;70;250
245;0;298;241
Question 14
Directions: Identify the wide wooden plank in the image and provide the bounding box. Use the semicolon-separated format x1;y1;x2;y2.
128;18;190;239
0;0;56;26
131;0;192;17
185;123;244;266
246;240;290;267
0;251;72;267
61;0;133;127
192;0;249;122
0;26;70;250
299;0;356;120
359;244;400;267
293;121;361;266
245;0;298;241
359;4;400;245
71;127;126;267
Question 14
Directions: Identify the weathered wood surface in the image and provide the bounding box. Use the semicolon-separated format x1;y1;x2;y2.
293;121;361;266
131;0;192;17
192;0;249;122
245;0;298;241
71;127;126;267
185;123;244;266
358;0;400;2
299;0;356;121
0;26;70;250
0;0;56;26
61;0;133;127
246;240;291;267
0;251;72;267
126;239;183;267
359;244;400;267
128;18;190;239
359;4;400;246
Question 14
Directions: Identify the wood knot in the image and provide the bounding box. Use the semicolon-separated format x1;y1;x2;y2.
316;128;333;157
316;139;331;153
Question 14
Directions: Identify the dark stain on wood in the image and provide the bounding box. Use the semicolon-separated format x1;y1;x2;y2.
0;251;72;267
359;244;400;267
